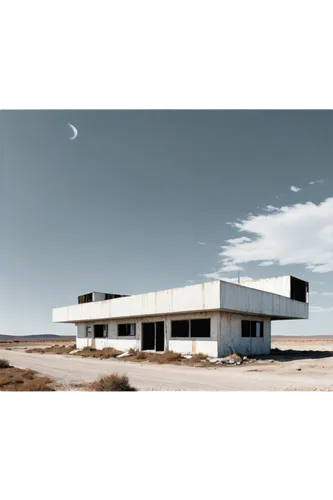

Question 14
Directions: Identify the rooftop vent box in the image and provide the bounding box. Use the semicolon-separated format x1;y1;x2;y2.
78;292;129;304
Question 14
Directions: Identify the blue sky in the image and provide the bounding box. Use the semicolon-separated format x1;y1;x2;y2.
0;110;332;335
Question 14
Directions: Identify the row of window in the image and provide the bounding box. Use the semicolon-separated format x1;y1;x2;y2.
85;319;264;338
85;324;136;338
85;320;210;338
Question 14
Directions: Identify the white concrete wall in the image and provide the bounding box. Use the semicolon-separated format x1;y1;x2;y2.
241;276;291;298
167;310;220;357
75;310;220;355
220;281;308;319
218;312;271;357
168;340;218;357
75;311;271;357
76;337;137;350
53;281;221;323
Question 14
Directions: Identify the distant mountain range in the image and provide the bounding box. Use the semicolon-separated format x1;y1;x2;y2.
0;334;75;340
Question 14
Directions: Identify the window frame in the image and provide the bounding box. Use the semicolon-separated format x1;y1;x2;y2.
241;320;264;338
190;318;211;338
117;323;136;337
170;318;211;339
171;319;190;338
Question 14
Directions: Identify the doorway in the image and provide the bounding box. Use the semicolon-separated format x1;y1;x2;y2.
142;321;165;351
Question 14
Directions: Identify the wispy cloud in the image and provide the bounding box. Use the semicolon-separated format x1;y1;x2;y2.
202;272;253;282
197;241;206;246
186;280;195;284
290;185;301;192
264;205;279;212
310;306;333;313
204;198;333;277
259;260;275;267
309;179;324;185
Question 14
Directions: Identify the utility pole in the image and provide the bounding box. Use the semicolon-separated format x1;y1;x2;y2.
237;271;240;284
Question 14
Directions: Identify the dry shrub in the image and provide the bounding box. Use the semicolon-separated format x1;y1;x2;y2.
20;377;55;391
134;351;147;361
76;347;122;359
26;344;76;355
97;348;123;359
76;347;96;356
19;369;36;380
87;373;137;391
194;352;208;360
0;377;12;388
0;359;10;369
149;351;181;364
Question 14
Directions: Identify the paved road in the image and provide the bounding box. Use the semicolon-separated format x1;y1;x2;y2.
1;349;333;391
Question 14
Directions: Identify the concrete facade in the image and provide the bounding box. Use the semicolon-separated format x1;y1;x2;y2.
53;276;308;357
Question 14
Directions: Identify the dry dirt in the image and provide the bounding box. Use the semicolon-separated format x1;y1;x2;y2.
0;361;55;391
0;336;332;391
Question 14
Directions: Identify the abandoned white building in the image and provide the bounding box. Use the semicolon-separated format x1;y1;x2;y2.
52;276;309;357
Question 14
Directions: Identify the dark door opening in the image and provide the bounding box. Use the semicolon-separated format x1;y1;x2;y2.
142;321;165;351
155;321;165;351
142;323;155;350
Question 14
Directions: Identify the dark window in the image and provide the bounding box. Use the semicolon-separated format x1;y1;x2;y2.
241;320;251;337
118;323;136;336
290;277;308;303
171;320;189;338
94;324;108;338
78;293;93;304
190;319;210;338
105;293;123;300
242;320;263;338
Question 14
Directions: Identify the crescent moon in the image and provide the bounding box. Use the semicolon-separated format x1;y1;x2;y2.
68;122;78;140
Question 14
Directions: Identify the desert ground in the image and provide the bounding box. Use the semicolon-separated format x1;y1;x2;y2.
0;336;332;391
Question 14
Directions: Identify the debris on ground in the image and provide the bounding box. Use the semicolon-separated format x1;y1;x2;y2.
116;351;131;358
205;353;255;365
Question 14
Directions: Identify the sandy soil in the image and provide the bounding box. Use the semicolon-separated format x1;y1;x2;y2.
1;337;332;391
272;337;333;352
0;339;74;351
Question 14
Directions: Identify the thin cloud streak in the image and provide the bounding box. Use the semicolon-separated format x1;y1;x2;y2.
310;306;333;313
309;179;324;185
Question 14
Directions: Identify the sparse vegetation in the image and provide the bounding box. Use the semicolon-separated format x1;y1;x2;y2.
133;351;147;361
149;351;182;364
26;343;76;355
74;347;123;359
86;373;137;391
0;358;10;369
0;363;55;391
